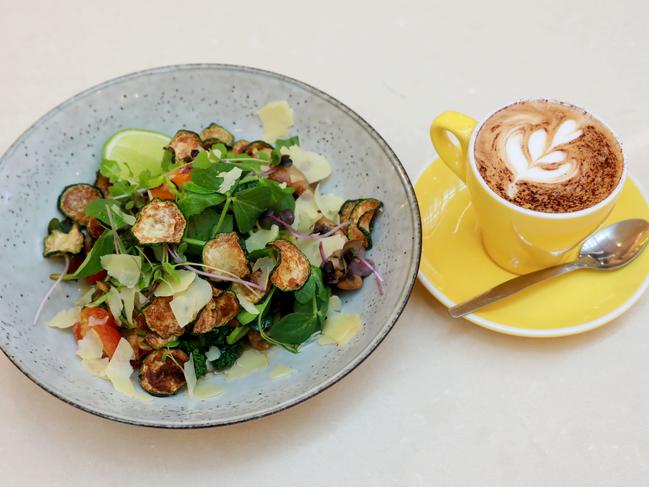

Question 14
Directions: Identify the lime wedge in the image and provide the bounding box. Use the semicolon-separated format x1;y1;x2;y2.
102;129;171;180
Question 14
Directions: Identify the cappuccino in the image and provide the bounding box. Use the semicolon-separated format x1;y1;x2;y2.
474;100;624;213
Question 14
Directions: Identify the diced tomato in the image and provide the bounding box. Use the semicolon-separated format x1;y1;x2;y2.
87;218;105;239
74;307;122;357
150;184;176;200
68;254;85;274
86;270;107;284
170;170;192;187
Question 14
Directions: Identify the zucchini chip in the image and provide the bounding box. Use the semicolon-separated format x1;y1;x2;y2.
269;240;310;291
231;139;250;154
165;130;203;163
346;198;383;247
139;349;189;397
243;140;273;158
132;200;186;245
230;269;268;304
202;233;250;281
356;209;382;250
58;184;103;226
200;123;234;148
143;296;185;339
43;222;84;257
193;291;240;334
94;172;111;197
338;199;362;224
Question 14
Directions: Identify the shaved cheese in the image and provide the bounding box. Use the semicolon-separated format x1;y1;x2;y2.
100;254;142;288
105;287;123;325
135;291;148;307
76;286;95;306
76;329;103;359
218;167;243;193
183;355;224;400
257;100;294;143
205;346;221;361
294;190;320;233
245;225;279;252
328;295;342;312
47;306;81;328
269;364;295;379
82;357;109;378
224;349;269;381
314;185;343;221
296;234;347;267
154;270;196;297
280;146;331;183
119;287;136;325
170;277;212;327
236;292;260;315
253;256;276;289
319;313;362;347
105;338;151;401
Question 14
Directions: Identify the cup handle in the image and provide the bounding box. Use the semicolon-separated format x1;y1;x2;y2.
429;112;477;182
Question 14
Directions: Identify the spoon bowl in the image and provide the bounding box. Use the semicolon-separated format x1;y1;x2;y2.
579;218;649;269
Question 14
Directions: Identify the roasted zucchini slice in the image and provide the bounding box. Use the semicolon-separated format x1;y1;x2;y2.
200;123;234;148
338;199;362;224
139;349;189;397
165;130;203;163
94;172;111;197
132;200;186;245
231;139;250;154
243;140;273;158
230;269;269;304
356;208;382;250
43;222;84;257
202;232;250;281
346;198;383;247
58;183;102;226
143;296;185;339
193;291;240;334
269;240;310;291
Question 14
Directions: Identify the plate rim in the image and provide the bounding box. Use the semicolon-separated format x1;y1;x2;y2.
415;158;649;338
0;63;422;428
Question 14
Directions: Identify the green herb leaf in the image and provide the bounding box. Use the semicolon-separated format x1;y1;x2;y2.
99;159;124;183
177;191;226;218
186;208;219;242
85;199;135;228
259;178;295;212
295;274;317;304
275;136;300;150
190;163;233;190
72;230;115;279
231;185;272;233
268;312;318;344
192;350;208;378
191;151;212;169
181;181;218;194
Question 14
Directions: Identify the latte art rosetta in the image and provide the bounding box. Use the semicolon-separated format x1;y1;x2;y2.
474;100;624;213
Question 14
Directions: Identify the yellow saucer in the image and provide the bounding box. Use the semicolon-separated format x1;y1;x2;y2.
415;159;649;337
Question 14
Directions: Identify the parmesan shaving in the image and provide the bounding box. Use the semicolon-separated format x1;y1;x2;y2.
280;146;332;183
105;338;151;401
75;286;95;306
236;292;260;315
269;364;295;379
257;100;294;143
105;287;123;325
218;167;243;194
294;190;320;233
328;295;342;312
319;313;362;347
296;234;347;267
253;257;275;289
154;270;196;297
81;357;109;378
314;185;343;221
100;254;142;288
183;355;224;400
119;287;136;325
224;349;269;381
245;225;279;252
205;346;221;361
170;277;212;327
76;329;103;360
47;306;81;328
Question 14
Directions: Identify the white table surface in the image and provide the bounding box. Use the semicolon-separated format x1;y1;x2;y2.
3;1;649;485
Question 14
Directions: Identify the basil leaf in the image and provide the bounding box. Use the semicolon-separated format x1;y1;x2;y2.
231;186;272;233
268;312;318;344
72;230;115;279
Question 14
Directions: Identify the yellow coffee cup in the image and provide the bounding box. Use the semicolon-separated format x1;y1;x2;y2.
430;101;627;274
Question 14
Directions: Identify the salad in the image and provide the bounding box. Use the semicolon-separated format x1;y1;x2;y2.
39;101;383;399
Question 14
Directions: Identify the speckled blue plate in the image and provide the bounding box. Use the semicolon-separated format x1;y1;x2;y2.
0;64;421;428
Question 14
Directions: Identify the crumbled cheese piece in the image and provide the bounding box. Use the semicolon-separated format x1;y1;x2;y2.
257;100;294;143
154;270;196;297
224;349;269;381
319;313;362;347
205;346;221;361
47;306;81;328
105;338;151;401
100;254;142;288
245;225;279;252
280;146;331;183
328;295;342;312
269;364;295;379
170;277;212;327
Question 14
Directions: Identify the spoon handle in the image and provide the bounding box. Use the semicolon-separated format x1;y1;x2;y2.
449;261;586;318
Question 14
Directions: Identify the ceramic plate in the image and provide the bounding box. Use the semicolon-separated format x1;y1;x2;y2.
416;158;649;337
0;64;421;427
